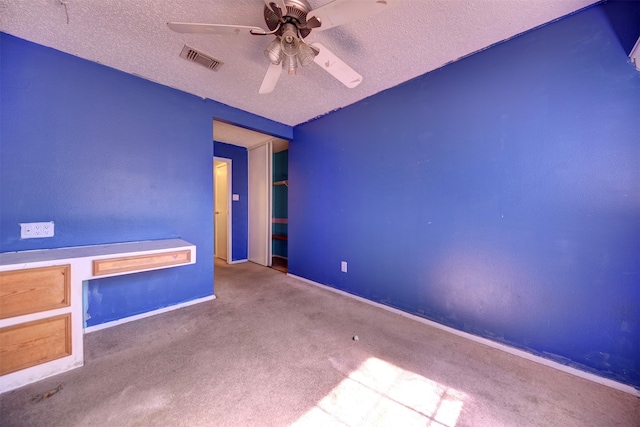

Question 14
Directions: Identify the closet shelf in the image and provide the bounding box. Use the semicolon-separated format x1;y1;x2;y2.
273;180;288;187
272;234;288;241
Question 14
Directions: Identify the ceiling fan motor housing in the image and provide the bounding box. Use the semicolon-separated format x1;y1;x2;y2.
264;0;313;38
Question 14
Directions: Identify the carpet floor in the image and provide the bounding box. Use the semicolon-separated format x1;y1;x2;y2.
1;259;638;426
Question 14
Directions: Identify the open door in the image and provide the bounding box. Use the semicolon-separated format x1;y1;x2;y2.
248;142;272;266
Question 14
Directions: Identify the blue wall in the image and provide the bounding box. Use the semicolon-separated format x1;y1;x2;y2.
290;5;640;387
214;141;248;261
0;33;291;326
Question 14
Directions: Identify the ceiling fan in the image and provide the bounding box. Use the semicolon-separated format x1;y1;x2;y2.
167;0;398;94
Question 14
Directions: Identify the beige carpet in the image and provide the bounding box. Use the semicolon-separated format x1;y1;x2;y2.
1;259;638;426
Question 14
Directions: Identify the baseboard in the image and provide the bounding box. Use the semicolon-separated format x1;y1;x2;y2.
84;295;216;333
287;273;639;397
227;259;248;264
272;255;288;260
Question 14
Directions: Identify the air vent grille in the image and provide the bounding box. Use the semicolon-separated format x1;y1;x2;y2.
179;45;223;71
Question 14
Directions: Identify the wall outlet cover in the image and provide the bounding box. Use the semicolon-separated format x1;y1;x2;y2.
20;222;55;239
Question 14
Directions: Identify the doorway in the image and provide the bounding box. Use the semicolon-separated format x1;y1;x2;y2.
212;119;289;270
214;158;232;262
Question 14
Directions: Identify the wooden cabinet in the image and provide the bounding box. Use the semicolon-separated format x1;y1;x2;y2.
0;265;73;377
0;265;70;319
0;314;71;376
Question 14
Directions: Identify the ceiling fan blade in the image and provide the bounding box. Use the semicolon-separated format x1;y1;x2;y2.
310;42;362;89
308;0;399;32
304;16;322;29
167;22;267;35
259;62;282;94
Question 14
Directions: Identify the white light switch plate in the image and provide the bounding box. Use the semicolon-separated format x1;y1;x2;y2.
232;194;240;201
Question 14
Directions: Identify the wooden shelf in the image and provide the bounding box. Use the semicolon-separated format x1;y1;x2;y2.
272;234;288;241
273;180;288;187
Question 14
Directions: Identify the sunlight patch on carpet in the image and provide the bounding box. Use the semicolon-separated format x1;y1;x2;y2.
293;357;467;426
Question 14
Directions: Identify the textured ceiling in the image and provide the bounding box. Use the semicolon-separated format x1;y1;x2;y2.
1;0;598;126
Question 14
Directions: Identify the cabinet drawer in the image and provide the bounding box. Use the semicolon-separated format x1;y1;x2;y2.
0;314;72;376
0;265;71;319
93;250;191;276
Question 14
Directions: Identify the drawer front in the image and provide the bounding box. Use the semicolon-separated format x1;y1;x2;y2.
0;265;71;319
93;250;191;276
0;314;72;376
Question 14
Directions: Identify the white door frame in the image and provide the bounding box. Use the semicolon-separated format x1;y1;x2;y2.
214;157;232;264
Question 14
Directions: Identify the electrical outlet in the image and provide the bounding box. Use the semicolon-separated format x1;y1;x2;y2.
341;261;348;273
20;222;55;239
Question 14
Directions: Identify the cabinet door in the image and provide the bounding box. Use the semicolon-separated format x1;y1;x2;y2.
0;314;72;376
0;265;70;319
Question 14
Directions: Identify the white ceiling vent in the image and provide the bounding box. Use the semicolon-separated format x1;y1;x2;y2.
180;45;223;71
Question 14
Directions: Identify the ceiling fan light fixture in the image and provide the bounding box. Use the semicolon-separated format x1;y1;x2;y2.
297;42;316;67
280;24;299;57
264;37;282;64
283;54;298;74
